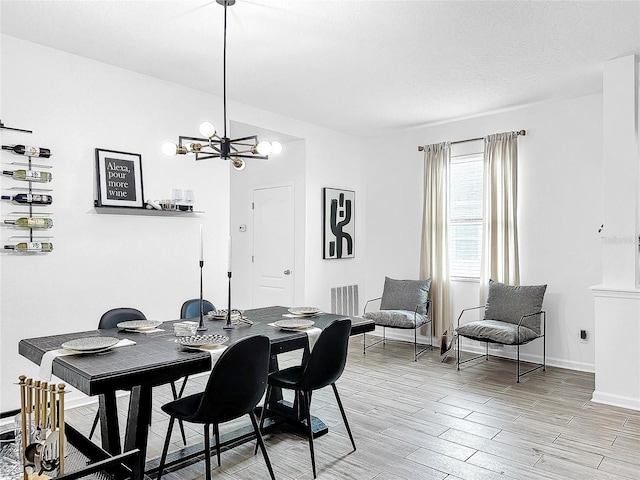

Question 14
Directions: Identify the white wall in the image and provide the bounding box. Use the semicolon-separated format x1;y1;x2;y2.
364;94;604;372
0;36;231;411
229;135;307;309
226;104;368;313
0;36;365;412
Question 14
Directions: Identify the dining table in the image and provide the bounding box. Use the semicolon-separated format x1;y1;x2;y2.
18;306;375;475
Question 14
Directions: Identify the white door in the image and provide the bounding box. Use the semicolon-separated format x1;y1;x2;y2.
252;185;295;307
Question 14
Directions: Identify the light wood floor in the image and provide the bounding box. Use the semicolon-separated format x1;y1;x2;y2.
64;337;640;480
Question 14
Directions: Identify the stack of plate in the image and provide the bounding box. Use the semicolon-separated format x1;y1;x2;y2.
205;309;242;321
116;320;162;332
274;318;316;331
173;321;198;337
287;307;321;317
176;334;229;350
61;337;119;354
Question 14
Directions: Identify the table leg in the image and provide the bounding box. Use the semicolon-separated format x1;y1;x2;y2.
124;385;152;470
98;392;121;455
267;355;283;405
264;352;328;438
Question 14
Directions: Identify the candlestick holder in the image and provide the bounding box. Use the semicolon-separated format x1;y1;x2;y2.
223;271;234;330
197;260;207;331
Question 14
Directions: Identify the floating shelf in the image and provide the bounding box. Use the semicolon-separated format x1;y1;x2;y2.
94;206;203;217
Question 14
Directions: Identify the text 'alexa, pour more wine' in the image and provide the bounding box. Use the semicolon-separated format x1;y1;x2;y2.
2;169;52;182
1;145;51;158
1;194;53;205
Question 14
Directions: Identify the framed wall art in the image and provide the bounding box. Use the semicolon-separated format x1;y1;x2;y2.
323;187;355;259
95;148;144;208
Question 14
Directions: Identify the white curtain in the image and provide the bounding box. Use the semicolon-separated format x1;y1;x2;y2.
420;142;451;338
479;132;520;303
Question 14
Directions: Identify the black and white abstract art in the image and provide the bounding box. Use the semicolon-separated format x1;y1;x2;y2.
323;187;355;259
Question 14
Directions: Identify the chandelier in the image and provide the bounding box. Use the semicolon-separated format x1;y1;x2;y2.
162;0;281;171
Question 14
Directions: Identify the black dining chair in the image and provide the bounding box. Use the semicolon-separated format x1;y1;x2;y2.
157;335;275;480
258;318;356;479
88;308;187;446
172;298;217;440
180;298;216;319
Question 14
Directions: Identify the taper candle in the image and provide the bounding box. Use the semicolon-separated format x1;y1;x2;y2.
227;235;232;272
200;224;203;261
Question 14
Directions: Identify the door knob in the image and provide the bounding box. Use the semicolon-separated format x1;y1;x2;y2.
284;269;291;275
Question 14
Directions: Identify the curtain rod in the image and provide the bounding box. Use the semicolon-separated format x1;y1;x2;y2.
417;129;526;152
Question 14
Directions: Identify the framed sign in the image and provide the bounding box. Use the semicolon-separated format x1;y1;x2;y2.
95;149;144;208
323;187;355;259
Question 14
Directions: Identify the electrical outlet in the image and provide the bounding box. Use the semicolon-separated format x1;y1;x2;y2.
580;329;588;340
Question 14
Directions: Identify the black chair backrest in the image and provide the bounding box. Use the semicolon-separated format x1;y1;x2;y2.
299;318;352;391
192;335;270;424
180;299;216;319
98;308;146;329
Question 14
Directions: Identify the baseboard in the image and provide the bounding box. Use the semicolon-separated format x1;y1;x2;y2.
367;329;596;373
457;343;595;373
592;390;640;411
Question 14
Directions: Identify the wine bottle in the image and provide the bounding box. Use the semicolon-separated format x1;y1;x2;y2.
4;217;53;229
4;242;53;252
2;170;52;183
1;194;53;205
1;145;51;158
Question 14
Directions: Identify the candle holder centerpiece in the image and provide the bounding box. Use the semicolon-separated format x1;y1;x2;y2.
197;225;207;331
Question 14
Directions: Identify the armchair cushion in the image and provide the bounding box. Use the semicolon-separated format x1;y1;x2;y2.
457;319;539;345
484;280;546;334
380;277;431;315
364;310;429;329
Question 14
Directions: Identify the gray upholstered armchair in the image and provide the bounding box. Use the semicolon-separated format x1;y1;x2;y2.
363;277;432;361
456;279;547;382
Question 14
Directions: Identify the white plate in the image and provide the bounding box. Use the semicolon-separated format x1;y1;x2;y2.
274;319;315;330
61;337;119;352
287;307;321;316
65;346;115;355
206;309;242;319
117;320;162;331
176;334;229;348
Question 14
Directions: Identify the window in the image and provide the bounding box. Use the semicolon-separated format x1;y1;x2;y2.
449;153;483;279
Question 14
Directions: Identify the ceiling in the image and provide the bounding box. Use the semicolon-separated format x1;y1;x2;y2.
1;1;639;138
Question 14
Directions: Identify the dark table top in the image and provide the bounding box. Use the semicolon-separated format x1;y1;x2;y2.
19;306;374;396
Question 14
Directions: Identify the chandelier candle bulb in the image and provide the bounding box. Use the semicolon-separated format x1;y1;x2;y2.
199;121;216;138
271;141;283;154
3;169;52;183
4;217;53;229
2;144;51;158
162;142;178;156
1;193;53;205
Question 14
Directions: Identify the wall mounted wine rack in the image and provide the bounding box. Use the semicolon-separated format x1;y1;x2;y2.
1;126;54;254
